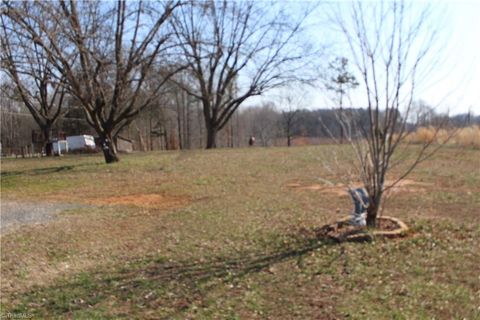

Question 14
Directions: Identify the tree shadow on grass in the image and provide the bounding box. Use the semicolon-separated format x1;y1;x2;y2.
12;233;344;318
1;165;75;177
0;162;105;177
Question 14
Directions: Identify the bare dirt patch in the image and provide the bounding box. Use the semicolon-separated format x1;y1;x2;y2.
88;193;190;209
287;179;432;196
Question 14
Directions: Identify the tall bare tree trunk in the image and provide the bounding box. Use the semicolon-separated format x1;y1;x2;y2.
229;119;234;148
148;118;152;151
206;125;217;149
176;103;183;150
339;105;344;144
185;101;190;149
99;133;119;163
136;125;146;152
183;94;190;149
42;126;53;156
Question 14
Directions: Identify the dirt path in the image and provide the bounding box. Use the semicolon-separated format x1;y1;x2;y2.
0;200;84;235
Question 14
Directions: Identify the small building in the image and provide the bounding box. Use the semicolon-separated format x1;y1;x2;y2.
52;140;68;155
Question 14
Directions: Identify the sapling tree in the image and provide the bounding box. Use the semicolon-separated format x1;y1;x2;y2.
331;1;450;226
324;57;358;143
279;95;303;147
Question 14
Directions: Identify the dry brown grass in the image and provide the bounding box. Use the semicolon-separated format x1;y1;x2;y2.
287;179;432;197
1;146;479;319
405;125;480;148
453;125;480;148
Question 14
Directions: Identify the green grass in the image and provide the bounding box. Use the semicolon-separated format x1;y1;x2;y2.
1;146;479;319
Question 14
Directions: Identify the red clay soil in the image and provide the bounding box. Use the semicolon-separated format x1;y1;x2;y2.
88;193;189;209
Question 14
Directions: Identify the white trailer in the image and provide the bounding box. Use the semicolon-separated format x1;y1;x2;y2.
66;135;96;151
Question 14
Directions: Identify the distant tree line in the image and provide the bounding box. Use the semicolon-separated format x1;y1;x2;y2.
1;1;477;161
1;84;478;155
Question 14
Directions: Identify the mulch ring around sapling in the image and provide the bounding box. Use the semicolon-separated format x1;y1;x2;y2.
314;216;409;243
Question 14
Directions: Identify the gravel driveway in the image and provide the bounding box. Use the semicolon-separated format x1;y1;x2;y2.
0;200;83;235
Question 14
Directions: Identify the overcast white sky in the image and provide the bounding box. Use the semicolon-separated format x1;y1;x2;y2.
250;0;480;116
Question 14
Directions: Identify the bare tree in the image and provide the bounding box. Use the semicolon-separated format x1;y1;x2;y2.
169;75;196;150
410;100;437;128
3;1;183;163
279;95;302;147
330;1;449;226
1;15;67;156
281;110;298;147
324;57;358;144
0;85;22;154
170;1;316;148
249;102;279;147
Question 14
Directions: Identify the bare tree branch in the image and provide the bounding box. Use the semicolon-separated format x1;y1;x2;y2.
328;0;450;226
3;0;182;163
171;1;318;148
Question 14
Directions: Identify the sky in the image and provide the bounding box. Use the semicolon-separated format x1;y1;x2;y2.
419;0;479;114
250;0;480;116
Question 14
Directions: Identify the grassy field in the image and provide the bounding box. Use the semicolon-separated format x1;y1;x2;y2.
1;145;479;319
